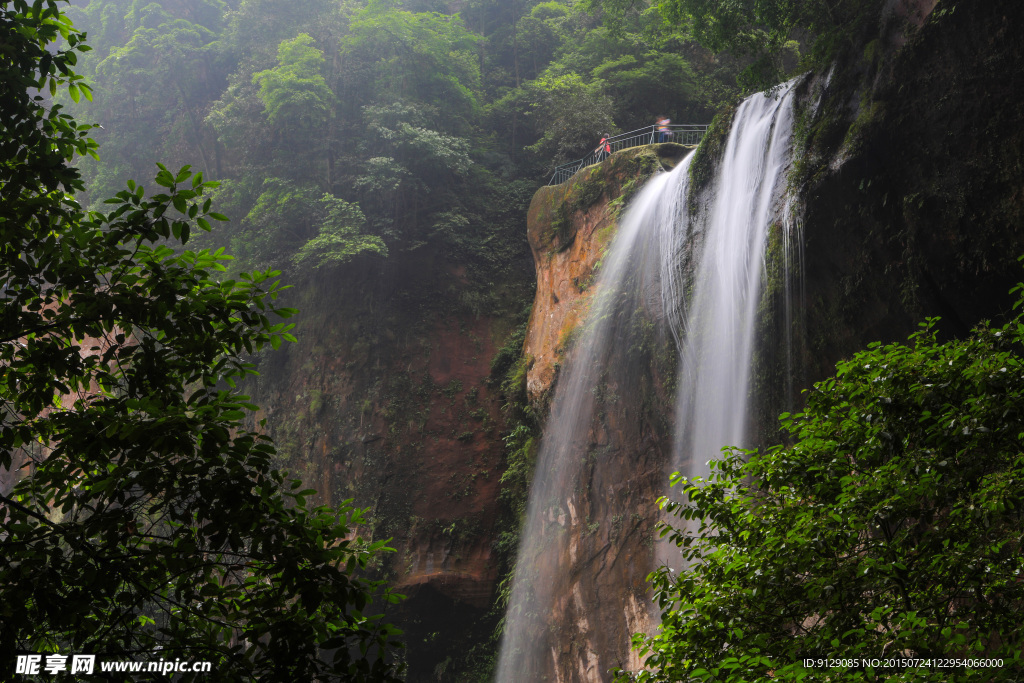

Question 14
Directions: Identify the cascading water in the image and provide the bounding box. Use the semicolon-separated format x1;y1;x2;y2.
497;81;798;682
496;159;691;682
669;82;797;482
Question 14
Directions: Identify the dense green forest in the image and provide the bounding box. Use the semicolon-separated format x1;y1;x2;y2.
623;311;1024;682
61;0;738;286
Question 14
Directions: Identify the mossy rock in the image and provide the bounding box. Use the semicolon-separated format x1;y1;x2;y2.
687;103;738;210
529;144;691;254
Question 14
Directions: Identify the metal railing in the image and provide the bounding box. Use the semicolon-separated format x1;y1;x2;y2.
546;124;709;185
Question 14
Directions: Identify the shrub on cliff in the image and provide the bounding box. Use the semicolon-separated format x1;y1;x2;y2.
621;289;1024;681
1;1;401;679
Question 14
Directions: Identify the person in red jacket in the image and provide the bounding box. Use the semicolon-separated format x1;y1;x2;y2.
594;133;612;161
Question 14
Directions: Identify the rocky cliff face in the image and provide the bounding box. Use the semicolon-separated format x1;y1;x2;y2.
513;145;687;682
778;0;1024;403
246;247;532;677
523;145;689;407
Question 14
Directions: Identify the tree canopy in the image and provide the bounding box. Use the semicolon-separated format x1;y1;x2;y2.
1;1;402;678
586;0;884;91
621;301;1024;682
63;0;737;278
253;33;334;134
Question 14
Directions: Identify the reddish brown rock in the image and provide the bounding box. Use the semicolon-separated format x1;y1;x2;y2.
515;145;689;682
524;145;691;406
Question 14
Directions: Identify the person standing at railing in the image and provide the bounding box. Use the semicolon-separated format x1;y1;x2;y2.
656;116;671;142
594;134;612;161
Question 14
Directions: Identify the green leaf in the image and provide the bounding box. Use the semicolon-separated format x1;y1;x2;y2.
172;194;188;214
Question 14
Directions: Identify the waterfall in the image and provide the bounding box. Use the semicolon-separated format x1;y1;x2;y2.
496;160;690;682
669;82;797;482
497;81;798;682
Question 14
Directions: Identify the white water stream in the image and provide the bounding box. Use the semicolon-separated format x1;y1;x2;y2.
669;83;797;482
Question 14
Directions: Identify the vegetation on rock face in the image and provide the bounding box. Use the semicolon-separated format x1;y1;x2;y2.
619;287;1024;682
1;1;402;678
485;312;541;666
685;102;736;209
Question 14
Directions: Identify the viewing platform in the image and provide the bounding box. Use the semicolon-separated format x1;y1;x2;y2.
546;124;708;185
